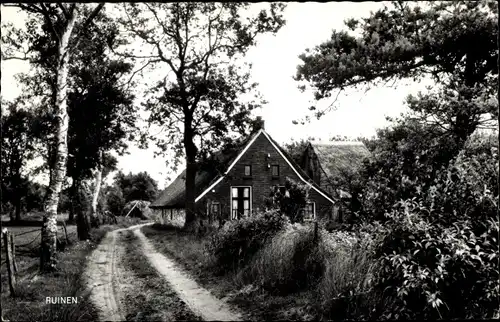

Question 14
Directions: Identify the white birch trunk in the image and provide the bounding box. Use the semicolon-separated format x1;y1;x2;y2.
91;167;103;215
90;151;103;226
40;7;78;272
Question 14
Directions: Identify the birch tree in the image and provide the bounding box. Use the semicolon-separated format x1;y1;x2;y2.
1;3;105;271
119;3;286;231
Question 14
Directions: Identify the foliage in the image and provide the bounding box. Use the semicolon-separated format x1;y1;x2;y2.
282;138;310;165
359;116;461;221
296;0;498;147
66;10;137;182
207;210;289;272
266;177;310;223
1;100;38;218
114;171;159;203
25;181;46;212
370;133;499;320
101;184;126;216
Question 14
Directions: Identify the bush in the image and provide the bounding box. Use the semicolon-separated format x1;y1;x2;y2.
266;177;310;223
207;210;289;272
371;134;499;320
240;223;323;294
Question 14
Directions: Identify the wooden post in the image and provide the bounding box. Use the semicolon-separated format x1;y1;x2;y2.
125;201;139;218
313;221;318;243
10;234;17;274
2;229;16;296
62;221;70;245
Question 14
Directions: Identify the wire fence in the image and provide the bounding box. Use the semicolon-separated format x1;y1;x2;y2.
1;225;76;267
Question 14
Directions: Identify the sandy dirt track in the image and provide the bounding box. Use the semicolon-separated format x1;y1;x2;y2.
85;223;243;321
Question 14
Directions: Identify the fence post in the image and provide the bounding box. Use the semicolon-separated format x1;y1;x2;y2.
10;233;17;274
62;221;70;245
313;221;318;243
2;229;16;296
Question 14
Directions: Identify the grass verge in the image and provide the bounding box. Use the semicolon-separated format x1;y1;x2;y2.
120;230;201;321
1;218;147;322
141;223;319;321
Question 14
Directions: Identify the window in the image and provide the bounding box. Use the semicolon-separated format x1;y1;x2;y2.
277;186;289;197
271;165;279;177
244;165;252;176
231;187;251;220
211;202;221;216
302;202;315;221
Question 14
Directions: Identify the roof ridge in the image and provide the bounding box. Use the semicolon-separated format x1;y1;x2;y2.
311;141;365;146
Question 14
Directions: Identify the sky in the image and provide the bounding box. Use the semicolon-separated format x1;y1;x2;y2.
1;2;434;190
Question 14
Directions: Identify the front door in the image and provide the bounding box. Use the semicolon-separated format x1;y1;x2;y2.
231;187;251;219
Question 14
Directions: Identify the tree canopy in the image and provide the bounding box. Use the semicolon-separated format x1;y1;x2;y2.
295;0;498;149
114;171;159;203
118;3;286;230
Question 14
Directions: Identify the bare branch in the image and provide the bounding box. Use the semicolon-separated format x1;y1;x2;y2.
81;3;105;31
70;3;105;51
6;3;43;15
39;3;61;44
1;55;42;64
123;59;159;90
57;3;70;19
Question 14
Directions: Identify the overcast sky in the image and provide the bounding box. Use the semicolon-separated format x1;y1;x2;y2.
1;2;434;189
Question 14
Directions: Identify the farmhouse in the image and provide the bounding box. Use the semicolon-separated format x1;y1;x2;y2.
150;125;336;226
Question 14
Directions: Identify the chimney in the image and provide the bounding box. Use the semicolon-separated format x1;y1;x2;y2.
255;116;265;130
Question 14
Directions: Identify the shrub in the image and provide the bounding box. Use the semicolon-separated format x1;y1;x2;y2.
371;135;499;320
240;223;323;294
207;210;289;272
266;177;310;223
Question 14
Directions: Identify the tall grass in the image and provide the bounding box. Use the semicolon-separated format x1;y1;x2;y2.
235;223;386;319
238;223;323;294
316;229;381;320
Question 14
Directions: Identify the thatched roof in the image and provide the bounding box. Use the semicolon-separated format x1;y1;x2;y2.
266;134;335;201
309;142;371;180
149;169;217;209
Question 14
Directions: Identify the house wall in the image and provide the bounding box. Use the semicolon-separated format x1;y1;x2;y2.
151;208;186;228
197;133;334;220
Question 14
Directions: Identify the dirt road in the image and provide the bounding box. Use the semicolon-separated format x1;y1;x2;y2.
84;223;243;321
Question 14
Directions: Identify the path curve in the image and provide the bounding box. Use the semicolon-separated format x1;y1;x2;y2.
84;223;150;321
133;225;244;321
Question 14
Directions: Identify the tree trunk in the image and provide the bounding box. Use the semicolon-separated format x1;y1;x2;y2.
68;178;75;222
14;195;21;222
182;117;199;232
13;151;22;222
40;9;77;272
75;180;91;241
90;151;103;228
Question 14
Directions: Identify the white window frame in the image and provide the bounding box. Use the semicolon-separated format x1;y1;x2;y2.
210;201;221;216
271;164;280;177
230;186;252;220
303;202;316;221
